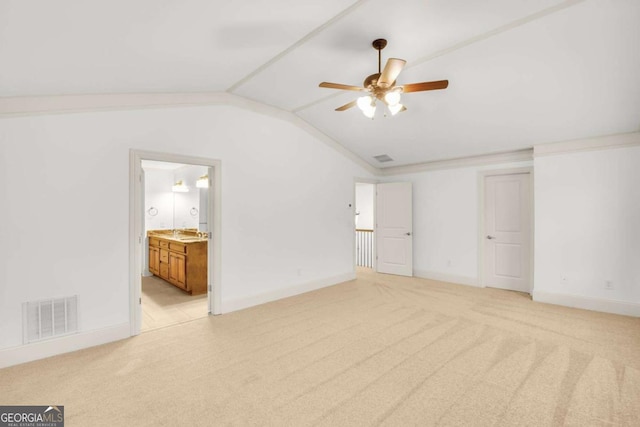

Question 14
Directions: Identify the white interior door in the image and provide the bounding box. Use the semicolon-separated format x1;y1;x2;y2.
484;173;531;292
376;182;413;276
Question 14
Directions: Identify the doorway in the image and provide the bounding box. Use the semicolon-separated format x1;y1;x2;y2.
129;150;221;336
353;180;414;277
140;161;209;331
355;182;375;270
479;168;533;293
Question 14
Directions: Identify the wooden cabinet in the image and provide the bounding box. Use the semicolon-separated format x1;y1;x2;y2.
149;245;160;275
169;252;186;290
148;233;207;295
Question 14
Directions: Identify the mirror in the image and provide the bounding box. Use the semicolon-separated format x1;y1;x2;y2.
141;161;209;232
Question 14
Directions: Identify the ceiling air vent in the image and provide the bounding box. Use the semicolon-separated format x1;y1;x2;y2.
373;154;394;163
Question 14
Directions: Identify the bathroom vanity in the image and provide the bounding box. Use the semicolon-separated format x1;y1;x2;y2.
148;230;208;295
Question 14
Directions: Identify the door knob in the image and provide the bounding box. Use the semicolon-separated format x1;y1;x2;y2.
486;235;496;239
405;232;412;236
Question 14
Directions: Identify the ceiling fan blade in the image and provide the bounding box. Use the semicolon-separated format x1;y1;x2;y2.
319;82;364;91
335;100;357;111
378;58;406;89
401;80;449;93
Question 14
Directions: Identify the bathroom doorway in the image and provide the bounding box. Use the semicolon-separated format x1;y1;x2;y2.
140;161;208;331
129;150;221;336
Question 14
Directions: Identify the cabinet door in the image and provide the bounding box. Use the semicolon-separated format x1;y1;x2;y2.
149;246;160;274
158;249;170;279
159;261;169;279
169;252;187;289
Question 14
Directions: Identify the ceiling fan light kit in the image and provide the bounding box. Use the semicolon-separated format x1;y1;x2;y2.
319;38;449;119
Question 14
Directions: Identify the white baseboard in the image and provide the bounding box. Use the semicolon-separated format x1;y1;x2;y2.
0;322;130;369
222;272;357;314
533;290;640;317
414;270;479;287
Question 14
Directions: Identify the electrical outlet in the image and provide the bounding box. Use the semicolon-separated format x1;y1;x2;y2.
604;280;614;290
447;260;452;267
561;275;568;283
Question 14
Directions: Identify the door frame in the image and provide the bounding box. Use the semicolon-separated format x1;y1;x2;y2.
477;167;534;292
129;149;222;336
353;178;378;272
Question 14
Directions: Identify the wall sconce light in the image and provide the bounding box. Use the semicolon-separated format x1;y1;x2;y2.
172;180;189;192
196;174;209;188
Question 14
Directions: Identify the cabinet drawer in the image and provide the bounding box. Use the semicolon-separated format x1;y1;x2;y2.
160;249;169;263
169;242;186;253
149;237;160;247
159;240;169;249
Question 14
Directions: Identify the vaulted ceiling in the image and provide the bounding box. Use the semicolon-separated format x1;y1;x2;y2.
1;0;638;168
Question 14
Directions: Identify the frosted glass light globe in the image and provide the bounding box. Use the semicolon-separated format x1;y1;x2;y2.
357;95;373;111
384;91;401;106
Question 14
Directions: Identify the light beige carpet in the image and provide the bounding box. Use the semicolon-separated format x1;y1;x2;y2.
1;268;639;426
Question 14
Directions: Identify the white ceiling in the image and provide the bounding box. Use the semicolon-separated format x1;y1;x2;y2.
1;0;638;168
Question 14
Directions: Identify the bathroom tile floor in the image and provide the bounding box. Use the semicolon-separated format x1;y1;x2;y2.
141;275;208;332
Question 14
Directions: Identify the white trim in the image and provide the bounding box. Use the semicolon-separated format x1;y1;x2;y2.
414;270;479;287
477;167;534;291
0;323;130;369
222;273;356;314
380;149;533;176
227;0;368;92
293;0;584;113
6;95;635;177
533;291;640;318
290;112;378;175
0;92;378;176
0;92;235;116
411;0;585;70
533;132;640;157
129;150;223;338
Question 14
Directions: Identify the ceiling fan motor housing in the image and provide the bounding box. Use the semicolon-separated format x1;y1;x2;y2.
372;38;387;50
363;73;381;89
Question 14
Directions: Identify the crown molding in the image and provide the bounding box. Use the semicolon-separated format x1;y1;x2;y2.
533;131;640;157
3;93;635;178
0;92;238;117
0;92;379;175
379;149;533;176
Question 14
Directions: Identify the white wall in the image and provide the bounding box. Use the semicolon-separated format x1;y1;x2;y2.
385;138;639;316
0;103;372;353
355;183;374;230
389;161;533;285
534;145;640;310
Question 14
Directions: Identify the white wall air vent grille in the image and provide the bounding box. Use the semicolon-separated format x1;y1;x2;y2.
23;296;78;344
